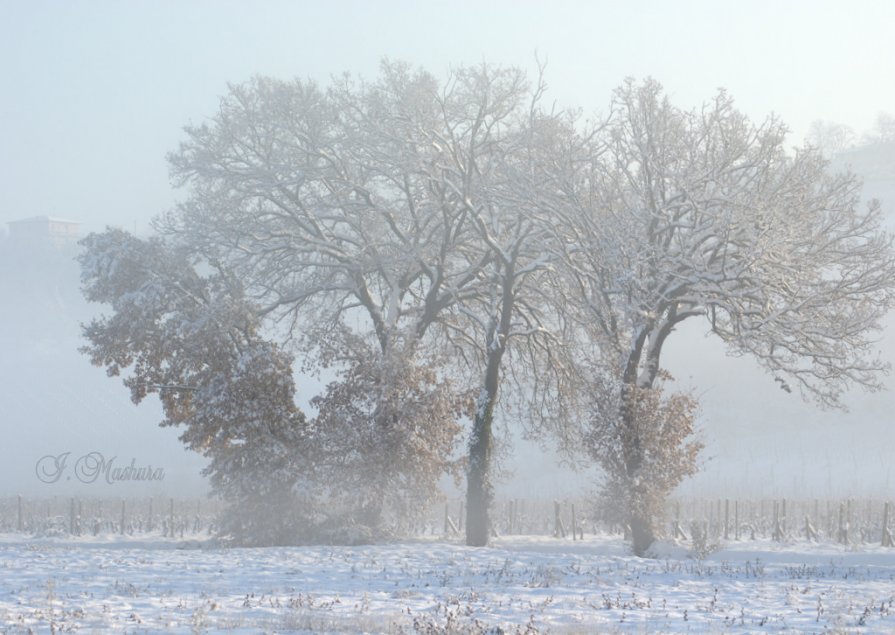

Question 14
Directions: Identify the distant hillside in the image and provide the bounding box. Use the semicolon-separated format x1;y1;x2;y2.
832;140;895;216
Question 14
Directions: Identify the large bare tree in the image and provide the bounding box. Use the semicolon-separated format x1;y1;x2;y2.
147;60;568;545
556;79;895;555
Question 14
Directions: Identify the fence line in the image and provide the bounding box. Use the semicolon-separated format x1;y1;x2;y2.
0;496;223;537
2;496;892;548
433;497;895;547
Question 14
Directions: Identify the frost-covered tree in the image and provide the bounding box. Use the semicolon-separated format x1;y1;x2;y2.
78;230;314;544
77;60;575;546
577;365;702;542
556;79;895;555
431;77;575;546
806;120;855;157
161;60;571;546
78;229;466;544
309;337;469;539
871;112;895;143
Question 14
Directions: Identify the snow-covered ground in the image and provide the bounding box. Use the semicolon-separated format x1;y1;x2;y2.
1;533;894;633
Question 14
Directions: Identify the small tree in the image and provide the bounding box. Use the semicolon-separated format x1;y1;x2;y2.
581;367;701;545
79;229;315;544
309;336;469;538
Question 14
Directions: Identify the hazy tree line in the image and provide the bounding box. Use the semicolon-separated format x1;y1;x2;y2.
79;61;895;556
806;111;895;158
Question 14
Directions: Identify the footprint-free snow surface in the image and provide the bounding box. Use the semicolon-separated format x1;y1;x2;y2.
2;533;894;633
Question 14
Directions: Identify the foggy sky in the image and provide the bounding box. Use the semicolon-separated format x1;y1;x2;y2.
2;0;894;234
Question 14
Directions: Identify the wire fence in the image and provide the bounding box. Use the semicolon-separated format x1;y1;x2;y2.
0;496;223;538
1;495;892;548
434;497;895;547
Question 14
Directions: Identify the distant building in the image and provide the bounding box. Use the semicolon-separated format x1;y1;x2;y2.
7;216;81;247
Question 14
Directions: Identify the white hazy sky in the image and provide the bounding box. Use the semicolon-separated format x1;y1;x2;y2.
1;0;893;234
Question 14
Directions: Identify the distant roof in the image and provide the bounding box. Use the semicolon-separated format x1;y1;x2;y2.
8;215;81;225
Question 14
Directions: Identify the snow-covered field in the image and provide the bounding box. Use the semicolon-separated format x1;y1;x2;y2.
1;533;894;634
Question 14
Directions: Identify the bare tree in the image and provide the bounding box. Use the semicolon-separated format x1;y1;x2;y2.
806;120;855;157
148;60;571;545
424;64;578;546
870;112;895;143
556;79;895;555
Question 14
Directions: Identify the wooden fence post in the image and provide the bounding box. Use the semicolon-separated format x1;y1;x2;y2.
553;500;566;538
805;515;819;541
716;499;722;537
120;500;126;535
723;499;729;540
442;502;459;536
882;501;893;548
814;499;820;532
17;495;23;532
782;498;787;537
673;500;687;541
773;500;780;541
733;500;740;540
838;501;848;544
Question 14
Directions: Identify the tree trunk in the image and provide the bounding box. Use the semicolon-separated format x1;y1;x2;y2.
620;380;657;557
465;259;514;547
466;333;505;546
466;381;498;547
629;509;656;557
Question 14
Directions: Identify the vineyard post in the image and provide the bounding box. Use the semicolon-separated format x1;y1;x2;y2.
553;500;566;538
724;499;729;541
716;499;722;538
782;498;787;539
838;501;848;544
882;501;893;547
814;499;819;533
734;501;739;541
773;500;779;541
